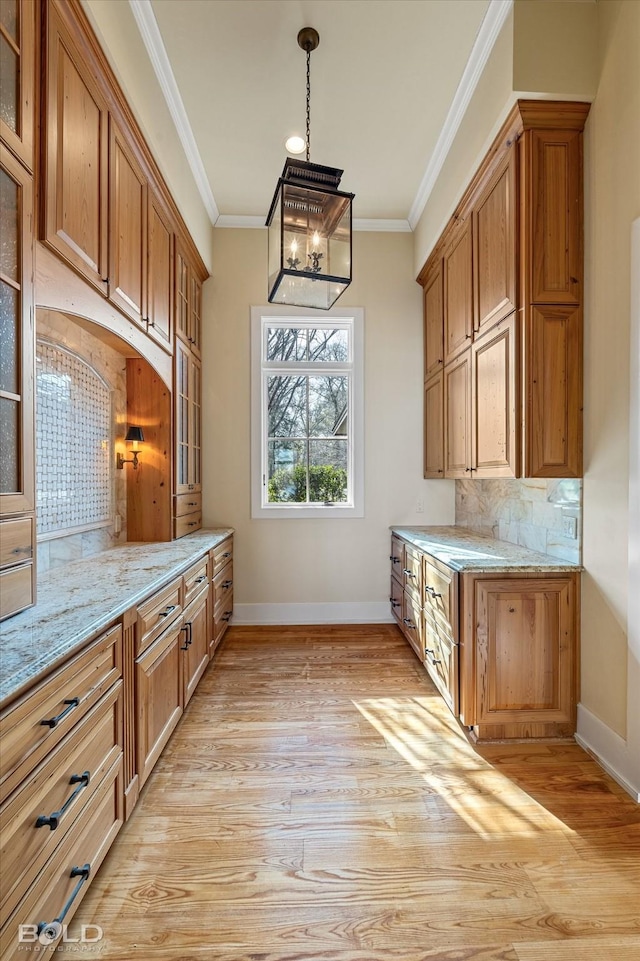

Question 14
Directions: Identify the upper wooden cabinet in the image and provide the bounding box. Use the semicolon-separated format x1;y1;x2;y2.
176;242;202;358
423;371;444;479
108;121;147;329
443;218;473;365
147;189;173;350
0;0;35;170
174;340;202;497
419;100;589;479
43;3;109;294
423;262;443;378
472;145;516;336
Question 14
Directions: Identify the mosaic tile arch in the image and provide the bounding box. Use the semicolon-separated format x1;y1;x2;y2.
36;339;113;536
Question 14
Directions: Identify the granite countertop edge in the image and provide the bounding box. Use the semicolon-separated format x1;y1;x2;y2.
0;529;234;708
390;526;582;573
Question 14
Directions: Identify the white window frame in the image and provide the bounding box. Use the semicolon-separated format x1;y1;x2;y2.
251;305;364;519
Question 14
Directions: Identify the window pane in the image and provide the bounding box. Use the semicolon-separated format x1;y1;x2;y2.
268;439;306;502
309;439;348;503
267;375;307;437
266;326;307;361
308;328;348;362
0;281;19;394
308;375;347;437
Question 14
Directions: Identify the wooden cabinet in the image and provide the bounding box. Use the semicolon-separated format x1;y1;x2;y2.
0;0;35;170
0;145;35;618
461;573;578;739
423;262;444;378
43;2;109;294
423;372;444;479
211;536;233;653
176;242;202;357
135;614;183;788
443;218;473;364
389;533;579;741
418;101;589;480
147;188;173;350
0;624;123;954
108;121;147;328
181;585;209;707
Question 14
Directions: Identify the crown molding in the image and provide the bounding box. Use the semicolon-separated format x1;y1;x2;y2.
407;0;513;230
129;0;219;225
215;215;412;232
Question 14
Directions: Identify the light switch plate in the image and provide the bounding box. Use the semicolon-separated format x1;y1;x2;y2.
562;516;577;539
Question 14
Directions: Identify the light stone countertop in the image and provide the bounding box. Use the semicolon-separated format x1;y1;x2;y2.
391;526;583;573
0;529;233;707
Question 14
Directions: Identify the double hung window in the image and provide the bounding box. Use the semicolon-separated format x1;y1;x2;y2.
251;307;363;518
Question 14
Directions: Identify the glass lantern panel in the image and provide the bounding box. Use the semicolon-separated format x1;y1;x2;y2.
267;191;282;294
327;200;352;281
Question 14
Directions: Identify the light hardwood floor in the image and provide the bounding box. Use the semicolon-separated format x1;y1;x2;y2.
75;625;640;960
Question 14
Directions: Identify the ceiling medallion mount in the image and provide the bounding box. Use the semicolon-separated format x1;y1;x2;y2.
265;26;354;310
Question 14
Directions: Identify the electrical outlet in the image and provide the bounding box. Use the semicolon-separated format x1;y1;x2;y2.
114;514;122;534
416;498;424;513
562;515;577;539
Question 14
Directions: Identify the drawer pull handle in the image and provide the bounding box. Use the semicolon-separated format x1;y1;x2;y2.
221;579;232;589
222;551;231;559
402;569;415;577
425;649;441;663
195;575;207;584
389;598;400;607
389;555;400;564
158;605;177;618
188;521;198;527
425;586;442;598
402;618;415;629
40;698;79;729
37;864;91;939
187;501;198;506
222;611;232;622
35;771;90;831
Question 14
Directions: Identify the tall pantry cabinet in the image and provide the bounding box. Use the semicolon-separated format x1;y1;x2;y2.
0;0;36;619
420;100;589;481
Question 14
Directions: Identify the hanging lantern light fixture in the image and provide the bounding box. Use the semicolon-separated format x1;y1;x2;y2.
266;27;354;310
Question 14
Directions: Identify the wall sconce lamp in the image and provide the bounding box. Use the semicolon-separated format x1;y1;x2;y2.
116;426;144;470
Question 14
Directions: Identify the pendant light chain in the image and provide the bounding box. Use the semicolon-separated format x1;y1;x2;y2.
305;46;311;163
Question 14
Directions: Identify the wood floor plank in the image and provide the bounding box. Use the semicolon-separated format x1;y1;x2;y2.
69;625;640;959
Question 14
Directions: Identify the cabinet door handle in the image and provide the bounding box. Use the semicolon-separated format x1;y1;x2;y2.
402;569;414;577
389;598;400;607
40;698;79;729
158;605;177;618
403;618;415;629
425;586;442;598
35;772;91;831
37;864;91;939
180;625;190;651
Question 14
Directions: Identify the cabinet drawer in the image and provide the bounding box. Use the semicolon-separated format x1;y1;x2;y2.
174;512;202;539
174;492;202;518
389;575;403;624
423;558;457;639
0;625;122;805
183;556;208;607
213;562;233;611
136;577;182;657
0;758;122;961
213;593;233;648
401;591;423;661
211;537;233;577
0;563;34;621
402;544;423;601
0;517;34;568
389;536;404;581
0;682;122;926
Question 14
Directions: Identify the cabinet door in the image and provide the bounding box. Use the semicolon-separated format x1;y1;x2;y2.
443;350;471;478
524;304;582;478
471;313;518;478
526;128;582;306
135;621;183;787
175;244;190;346
0;0;35;169
423;371;444;479
0;147;34;518
473;146;516;336
424;615;459;716
443;219;473;364
43;5;108;293
423;262;443;378
189;272;202;357
401;590;423;661
146;189;173;351
474;575;577;729
109;122;147;328
174;341;202;494
182;589;209;707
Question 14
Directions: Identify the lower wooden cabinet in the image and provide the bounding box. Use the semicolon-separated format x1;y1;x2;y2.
390;534;579;741
135;615;183;788
181;586;209;707
210;536;233;654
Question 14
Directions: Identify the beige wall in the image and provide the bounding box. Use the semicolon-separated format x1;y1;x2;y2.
513;0;598;98
81;0;214;271
202;229;454;618
581;0;640;742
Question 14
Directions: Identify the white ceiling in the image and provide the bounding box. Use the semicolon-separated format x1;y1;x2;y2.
132;0;511;229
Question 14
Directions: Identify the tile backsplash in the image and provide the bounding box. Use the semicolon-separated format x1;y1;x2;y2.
36;311;128;572
455;478;582;564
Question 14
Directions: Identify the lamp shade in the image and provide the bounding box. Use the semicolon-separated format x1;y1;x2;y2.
266;159;354;310
125;426;144;443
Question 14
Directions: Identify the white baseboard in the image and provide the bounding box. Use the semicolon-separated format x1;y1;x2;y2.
576;703;640;802
233;601;394;626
